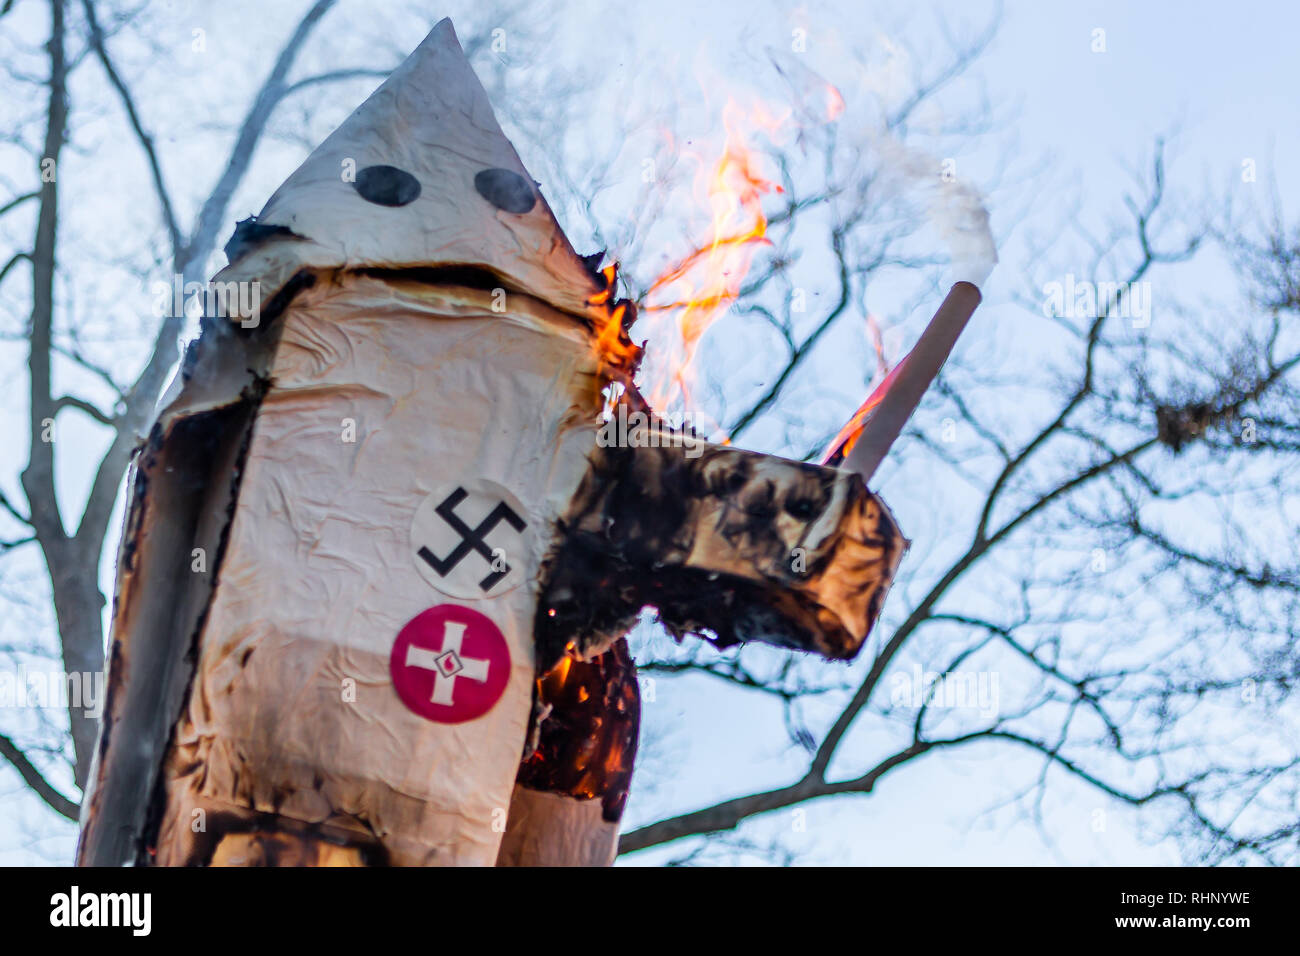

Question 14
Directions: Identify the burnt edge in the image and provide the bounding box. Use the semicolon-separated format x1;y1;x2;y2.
112;275;313;866
515;638;640;823
177;810;391;867
533;441;905;675
352;265;643;378
223;216;305;265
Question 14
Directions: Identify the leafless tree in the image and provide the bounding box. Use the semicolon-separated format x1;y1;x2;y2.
616;139;1300;865
3;0;1294;868
0;0;546;836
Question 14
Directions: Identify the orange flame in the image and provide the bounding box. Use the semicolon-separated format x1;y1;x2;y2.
587;66;844;425
825;85;847;122
822;346;906;463
585;263;641;404
639;98;785;413
867;312;890;382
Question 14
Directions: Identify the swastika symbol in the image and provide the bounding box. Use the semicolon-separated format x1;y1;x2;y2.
416;486;527;592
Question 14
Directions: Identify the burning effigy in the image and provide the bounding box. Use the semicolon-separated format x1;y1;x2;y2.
77;19;985;867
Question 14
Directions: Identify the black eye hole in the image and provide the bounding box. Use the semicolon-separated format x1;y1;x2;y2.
354;165;421;206
784;496;819;520
725;470;748;494
474;168;537;214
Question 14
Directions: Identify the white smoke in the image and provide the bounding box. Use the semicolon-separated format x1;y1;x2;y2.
769;44;998;291
874;135;998;289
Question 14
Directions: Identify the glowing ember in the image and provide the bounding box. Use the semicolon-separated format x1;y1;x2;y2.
520;640;639;819
821;351;904;468
822;312;895;461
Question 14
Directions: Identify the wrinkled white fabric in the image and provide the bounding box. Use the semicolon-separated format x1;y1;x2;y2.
156;277;600;865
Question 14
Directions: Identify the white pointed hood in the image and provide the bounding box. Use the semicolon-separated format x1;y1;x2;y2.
215;18;604;322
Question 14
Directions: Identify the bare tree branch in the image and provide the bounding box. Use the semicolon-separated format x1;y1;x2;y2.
0;733;79;821
80;0;182;254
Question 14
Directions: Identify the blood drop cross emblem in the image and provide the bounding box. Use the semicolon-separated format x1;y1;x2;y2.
390;605;512;723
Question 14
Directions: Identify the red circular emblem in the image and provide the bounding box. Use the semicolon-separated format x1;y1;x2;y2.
390;605;511;723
